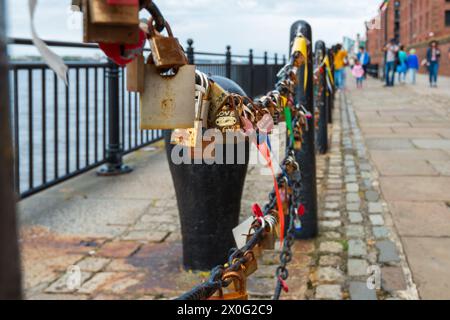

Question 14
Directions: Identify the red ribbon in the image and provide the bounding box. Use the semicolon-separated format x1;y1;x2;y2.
298;204;305;216
278;276;289;293
252;203;264;218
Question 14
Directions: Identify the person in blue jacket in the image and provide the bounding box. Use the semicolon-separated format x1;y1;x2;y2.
396;45;408;84
407;49;419;85
357;46;370;79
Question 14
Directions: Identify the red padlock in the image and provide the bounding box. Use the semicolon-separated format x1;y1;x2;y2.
98;29;146;66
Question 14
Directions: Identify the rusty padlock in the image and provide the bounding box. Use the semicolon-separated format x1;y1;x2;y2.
82;0;140;44
147;17;188;69
209;270;248;301
259;213;278;250
242;251;258;277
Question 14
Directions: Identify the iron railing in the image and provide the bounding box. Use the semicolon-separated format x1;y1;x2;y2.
8;38;284;199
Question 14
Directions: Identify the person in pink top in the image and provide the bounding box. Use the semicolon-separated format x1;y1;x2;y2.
352;59;365;89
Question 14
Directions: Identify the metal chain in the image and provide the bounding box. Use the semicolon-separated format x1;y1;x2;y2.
175;35;311;301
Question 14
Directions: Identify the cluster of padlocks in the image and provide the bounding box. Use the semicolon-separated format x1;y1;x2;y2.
71;0;334;301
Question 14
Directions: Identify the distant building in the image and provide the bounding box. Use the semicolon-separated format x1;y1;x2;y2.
366;0;450;76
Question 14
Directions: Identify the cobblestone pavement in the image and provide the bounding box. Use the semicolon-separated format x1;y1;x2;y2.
348;74;450;299
310;91;418;300
19;82;424;300
19;140;316;300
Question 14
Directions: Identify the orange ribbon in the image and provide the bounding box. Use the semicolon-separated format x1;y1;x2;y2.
257;142;285;243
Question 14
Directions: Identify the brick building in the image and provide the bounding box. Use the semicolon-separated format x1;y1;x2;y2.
366;0;450;77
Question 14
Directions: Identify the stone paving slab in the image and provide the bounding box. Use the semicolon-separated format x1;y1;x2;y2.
349;74;450;300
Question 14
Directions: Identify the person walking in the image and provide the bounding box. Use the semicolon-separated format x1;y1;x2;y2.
426;40;441;87
352;59;365;89
407;48;419;85
357;46;370;78
397;45;408;84
333;44;348;90
383;39;399;87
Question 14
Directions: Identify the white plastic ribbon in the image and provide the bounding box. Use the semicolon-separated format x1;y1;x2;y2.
29;0;68;85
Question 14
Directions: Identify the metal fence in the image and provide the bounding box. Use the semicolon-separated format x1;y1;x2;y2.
8;38;284;199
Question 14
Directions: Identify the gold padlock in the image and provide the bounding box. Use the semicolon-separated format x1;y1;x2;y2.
207;80;230;127
170;71;215;160
89;0;139;26
294;131;303;151
82;0;140;44
147;18;188;69
209;270;248;301
213;95;242;133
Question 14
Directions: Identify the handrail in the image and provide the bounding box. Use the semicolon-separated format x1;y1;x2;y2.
8;37;277;61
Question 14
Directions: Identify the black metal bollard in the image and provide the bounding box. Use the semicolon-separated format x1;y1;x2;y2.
0;0;22;299
98;60;132;176
315;40;328;154
327;48;335;124
164;76;250;271
290;21;318;239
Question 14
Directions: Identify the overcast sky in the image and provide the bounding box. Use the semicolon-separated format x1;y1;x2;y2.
6;0;381;57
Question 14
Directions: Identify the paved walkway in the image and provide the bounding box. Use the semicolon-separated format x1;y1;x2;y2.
347;74;450;299
18;82;427;299
18;138;317;300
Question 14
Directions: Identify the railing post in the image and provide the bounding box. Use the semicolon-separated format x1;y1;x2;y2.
290;20;318;239
187;39;195;65
249;49;254;98
98;60;132;176
315;40;328;154
282;54;287;65
264;51;268;93
225;45;232;79
274;53;278;66
0;0;22;299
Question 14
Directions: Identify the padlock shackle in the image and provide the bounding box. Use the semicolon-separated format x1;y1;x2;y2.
140;0;166;32
147;17;173;39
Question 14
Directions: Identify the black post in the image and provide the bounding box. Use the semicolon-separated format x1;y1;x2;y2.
274;53;278;66
327;48;335;124
0;0;22;299
315;40;328;154
290;21;318;239
187;39;195;65
282;54;287;65
98;60;132;176
164;77;249;270
249;49;254;98
225;45;231;79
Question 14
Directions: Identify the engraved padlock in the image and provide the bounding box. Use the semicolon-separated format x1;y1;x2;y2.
213;94;242;133
147;17;188;69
